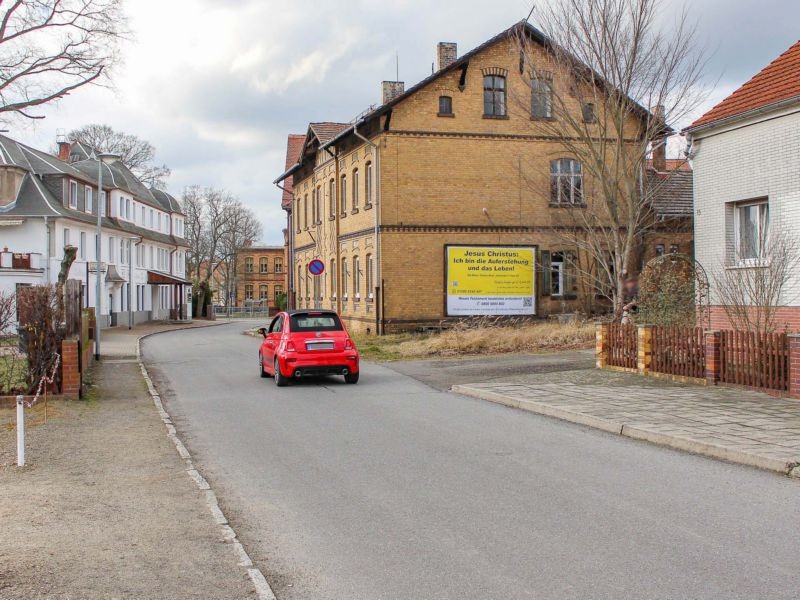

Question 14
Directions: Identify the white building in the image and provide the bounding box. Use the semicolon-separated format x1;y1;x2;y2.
0;135;190;328
686;40;800;331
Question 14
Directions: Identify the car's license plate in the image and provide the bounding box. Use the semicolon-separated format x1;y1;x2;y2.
306;340;335;351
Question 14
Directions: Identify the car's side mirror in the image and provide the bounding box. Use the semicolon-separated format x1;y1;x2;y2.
257;328;267;338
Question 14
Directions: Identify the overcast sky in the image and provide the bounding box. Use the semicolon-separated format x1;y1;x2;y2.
10;0;800;244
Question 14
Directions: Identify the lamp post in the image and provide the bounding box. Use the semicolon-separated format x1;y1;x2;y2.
95;153;120;360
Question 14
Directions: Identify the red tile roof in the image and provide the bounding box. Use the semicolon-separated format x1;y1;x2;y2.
646;159;692;172
689;40;800;130
281;134;305;210
309;122;349;145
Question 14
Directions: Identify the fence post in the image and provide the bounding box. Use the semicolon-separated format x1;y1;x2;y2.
788;334;800;399
16;395;24;467
596;322;609;369
637;325;653;375
61;339;81;399
705;330;721;386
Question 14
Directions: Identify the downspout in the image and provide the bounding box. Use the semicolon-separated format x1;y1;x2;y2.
325;145;342;315
44;216;51;284
353;121;382;335
275;181;294;310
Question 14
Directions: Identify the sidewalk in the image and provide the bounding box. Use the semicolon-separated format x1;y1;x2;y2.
453;368;800;477
0;322;255;599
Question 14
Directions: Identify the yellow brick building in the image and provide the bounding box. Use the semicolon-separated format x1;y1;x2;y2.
276;22;656;334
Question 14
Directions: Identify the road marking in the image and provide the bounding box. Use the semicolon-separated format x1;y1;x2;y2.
136;329;278;600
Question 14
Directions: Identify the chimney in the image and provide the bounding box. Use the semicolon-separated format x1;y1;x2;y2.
57;141;71;162
382;81;405;105
437;42;458;71
651;104;667;172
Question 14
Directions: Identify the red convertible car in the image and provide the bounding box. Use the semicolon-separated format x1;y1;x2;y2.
258;310;360;386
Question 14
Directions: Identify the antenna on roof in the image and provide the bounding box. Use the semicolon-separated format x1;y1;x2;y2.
526;3;536;22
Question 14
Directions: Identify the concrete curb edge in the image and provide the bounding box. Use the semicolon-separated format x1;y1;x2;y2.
451;384;799;478
135;322;277;600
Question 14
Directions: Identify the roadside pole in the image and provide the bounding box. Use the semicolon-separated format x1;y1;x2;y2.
16;395;24;467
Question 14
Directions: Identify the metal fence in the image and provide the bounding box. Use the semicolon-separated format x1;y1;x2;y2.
213;304;274;319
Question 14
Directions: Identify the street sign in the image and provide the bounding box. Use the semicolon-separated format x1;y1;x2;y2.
308;259;325;276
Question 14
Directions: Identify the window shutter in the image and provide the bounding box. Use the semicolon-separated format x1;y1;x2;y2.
540;250;551;297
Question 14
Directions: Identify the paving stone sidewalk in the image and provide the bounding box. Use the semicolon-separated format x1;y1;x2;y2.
453;370;800;477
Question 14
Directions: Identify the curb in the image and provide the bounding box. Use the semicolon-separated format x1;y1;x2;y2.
135;323;277;600
451;384;800;478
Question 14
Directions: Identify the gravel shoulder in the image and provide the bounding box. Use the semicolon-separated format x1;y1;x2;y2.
0;358;254;599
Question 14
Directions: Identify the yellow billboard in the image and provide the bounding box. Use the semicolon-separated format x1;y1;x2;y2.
445;246;536;316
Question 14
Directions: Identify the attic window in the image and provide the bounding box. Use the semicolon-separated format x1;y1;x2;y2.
438;96;453;116
483;75;507;117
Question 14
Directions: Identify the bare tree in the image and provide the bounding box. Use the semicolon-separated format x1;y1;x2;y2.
713;224;799;334
66;124;171;188
513;0;708;317
218;203;263;307
0;289;15;335
0;0;126;121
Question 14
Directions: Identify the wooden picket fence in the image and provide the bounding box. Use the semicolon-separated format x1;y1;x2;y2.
606;323;637;369
651;326;706;380
719;330;789;392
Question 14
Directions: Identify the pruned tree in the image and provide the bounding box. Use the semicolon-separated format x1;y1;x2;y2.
0;289;15;335
0;0;126;122
713;224;799;334
66;124;171;189
513;0;708;317
218;202;263;307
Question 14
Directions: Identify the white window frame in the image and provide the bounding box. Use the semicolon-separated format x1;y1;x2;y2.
85;185;93;214
551;253;565;297
68;180;78;209
79;232;86;260
733;199;770;266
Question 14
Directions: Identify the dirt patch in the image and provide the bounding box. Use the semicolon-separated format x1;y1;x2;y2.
0;360;254;599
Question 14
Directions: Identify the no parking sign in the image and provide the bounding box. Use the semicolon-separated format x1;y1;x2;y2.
308;260;325;276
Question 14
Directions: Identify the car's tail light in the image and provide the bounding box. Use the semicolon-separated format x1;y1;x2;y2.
344;338;354;350
285;341;297;352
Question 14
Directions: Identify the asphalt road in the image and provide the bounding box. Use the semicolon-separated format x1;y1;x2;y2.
143;322;799;600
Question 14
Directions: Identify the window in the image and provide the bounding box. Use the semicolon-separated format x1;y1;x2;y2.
545;251;577;298
141;206;145;224
63;228;71;247
100;191;107;216
157;212;162;231
550;159;583;205
126;198;131;220
316;186;322;223
69;181;78;208
551;253;565;296
352;169;359;210
85;186;93;214
329;179;336;217
330;259;337;297
439;95;453;116
365;162;373;206
734;201;769;262
245;284;254;301
149;246;154;269
296;198;301;232
670;244;679;255
531;77;552;119
79;232;86;260
366;254;374;298
342;258;348;296
340;175;347;214
259;285;269;300
109;237;116;263
655;244;665;257
119;197;125;218
290;312;343;332
311;188;317;225
120;239;126;265
149;209;154;228
582;103;596;123
353;256;361;299
483;75;506;117
274;285;284;302
304;194;308;229
260;257;269;274
274;257;283;273
245;257;254;273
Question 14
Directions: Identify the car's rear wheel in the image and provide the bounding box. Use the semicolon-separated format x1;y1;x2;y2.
274;357;289;387
344;372;359;385
259;353;270;378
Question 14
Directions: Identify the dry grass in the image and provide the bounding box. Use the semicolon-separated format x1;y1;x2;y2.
354;320;596;361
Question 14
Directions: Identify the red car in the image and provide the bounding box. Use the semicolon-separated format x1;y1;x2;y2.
258;310;360;386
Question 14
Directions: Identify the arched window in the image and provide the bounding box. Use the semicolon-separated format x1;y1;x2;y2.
259;257;269;273
295;197;301;233
438;96;453;116
366;253;374;298
483;75;506;116
311;188;317;225
274;257;283;273
550;159;583;205
365;162;373;206
531;76;552;119
316;186;322;223
353;255;361;299
330;259;337;298
259;285;268;300
340;174;347;215
342;258;349;296
274;285;284;302
244;257;254;273
303;194;308;229
352;169;359;210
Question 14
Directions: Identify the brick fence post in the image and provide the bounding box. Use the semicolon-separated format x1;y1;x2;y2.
637;325;653;375
61;339;81;399
596;322;609;369
788;334;800;399
705;330;721;386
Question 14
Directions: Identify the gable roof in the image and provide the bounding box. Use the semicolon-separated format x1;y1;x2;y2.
281;134;305;210
688;40;800;131
309;123;349;146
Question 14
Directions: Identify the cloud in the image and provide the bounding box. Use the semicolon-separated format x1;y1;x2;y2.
8;0;799;245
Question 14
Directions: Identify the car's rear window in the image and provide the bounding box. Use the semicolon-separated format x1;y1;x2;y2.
290;313;343;332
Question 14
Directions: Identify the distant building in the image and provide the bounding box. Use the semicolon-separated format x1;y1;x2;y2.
0;134;190;327
686;40;800;330
234;243;287;311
